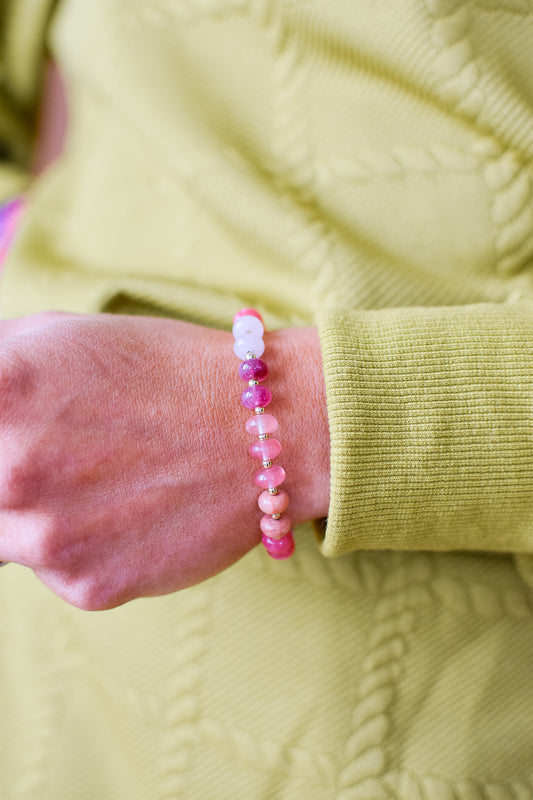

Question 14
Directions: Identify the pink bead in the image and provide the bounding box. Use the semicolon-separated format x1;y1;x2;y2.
260;514;292;538
233;308;263;325
258;488;289;515
241;385;272;410
262;531;295;560
249;438;281;460
238;358;268;382
246;414;278;436
253;464;286;489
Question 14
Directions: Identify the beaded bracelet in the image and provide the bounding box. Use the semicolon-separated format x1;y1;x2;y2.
233;308;295;560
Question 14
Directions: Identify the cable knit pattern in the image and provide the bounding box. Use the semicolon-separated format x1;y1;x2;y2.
337;557;431;799
157;589;209;799
197;717;338;787
1;1;533;797
426;0;485;118
482;145;533;274
432;574;533;619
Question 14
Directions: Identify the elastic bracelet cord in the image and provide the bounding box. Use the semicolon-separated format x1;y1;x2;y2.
233;308;295;560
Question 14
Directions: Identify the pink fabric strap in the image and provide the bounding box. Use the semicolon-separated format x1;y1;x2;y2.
233;309;295;560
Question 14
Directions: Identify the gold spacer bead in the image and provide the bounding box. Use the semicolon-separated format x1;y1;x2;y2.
258;433;269;440
272;513;281;520
262;460;272;468
254;407;265;415
248;379;259;387
268;487;278;495
245;351;256;360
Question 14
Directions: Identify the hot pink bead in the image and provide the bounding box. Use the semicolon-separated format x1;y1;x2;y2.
238;358;268;382
260;514;292;538
258;488;289;515
262;531;295;560
249;438;281;461
253;464;286;489
233;308;263;325
241;385;272;410
246;414;278;436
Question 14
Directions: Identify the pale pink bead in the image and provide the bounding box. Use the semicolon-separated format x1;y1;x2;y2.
245;414;278;436
233;334;264;360
258;488;289;515
249;438;281;461
262;531;295;560
253;464;286;489
232;314;264;339
260;514;292;538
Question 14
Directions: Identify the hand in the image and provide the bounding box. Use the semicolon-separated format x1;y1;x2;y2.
0;312;329;609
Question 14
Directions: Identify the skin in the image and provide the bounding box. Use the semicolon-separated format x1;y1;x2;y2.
0;314;330;610
0;63;330;609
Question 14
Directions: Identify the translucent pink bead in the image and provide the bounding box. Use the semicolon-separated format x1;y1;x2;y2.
253;464;286;489
238;358;268;382
241;385;272;410
246;414;278;436
258;488;289;515
232;314;264;339
260;514;292;538
249;438;281;460
262;531;295;560
233;335;265;360
233;308;263;325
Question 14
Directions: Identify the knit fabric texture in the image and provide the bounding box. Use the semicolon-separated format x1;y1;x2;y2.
1;1;533;797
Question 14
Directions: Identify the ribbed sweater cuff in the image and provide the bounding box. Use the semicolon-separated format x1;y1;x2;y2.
315;303;533;557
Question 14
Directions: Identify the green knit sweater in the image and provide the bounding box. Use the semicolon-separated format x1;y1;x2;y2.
1;1;533;797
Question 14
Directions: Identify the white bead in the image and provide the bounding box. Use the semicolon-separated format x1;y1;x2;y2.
232;314;264;339
233;335;265;360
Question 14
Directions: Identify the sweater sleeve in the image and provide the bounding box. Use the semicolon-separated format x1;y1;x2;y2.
0;0;56;199
315;301;533;557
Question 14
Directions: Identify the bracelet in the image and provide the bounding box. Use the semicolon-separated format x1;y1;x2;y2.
233;308;295;560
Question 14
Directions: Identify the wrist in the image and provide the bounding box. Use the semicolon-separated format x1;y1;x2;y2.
262;326;330;527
